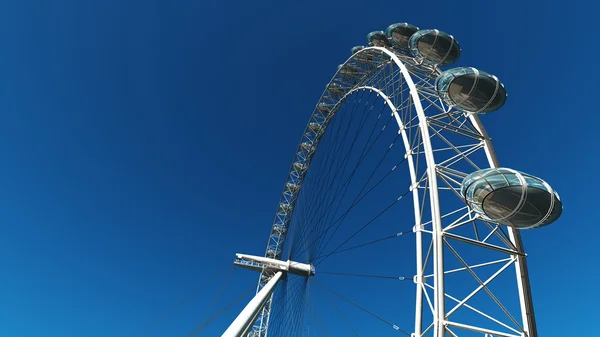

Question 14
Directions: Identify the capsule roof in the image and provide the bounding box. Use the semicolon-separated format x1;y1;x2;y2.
436;67;507;114
408;29;461;66
367;31;390;48
385;23;419;50
461;168;562;229
351;46;365;54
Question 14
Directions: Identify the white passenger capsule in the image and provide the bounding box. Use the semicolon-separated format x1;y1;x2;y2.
408;29;461;66
436;67;507;113
367;31;391;47
461;168;563;229
385;23;419;51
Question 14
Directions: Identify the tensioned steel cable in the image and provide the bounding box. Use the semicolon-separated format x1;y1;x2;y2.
313;279;411;336
273;60;422;336
324;230;410;258
313;135;403;260
302;89;372;200
195;267;235;332
298;89;380;213
313;100;388;218
319;284;360;337
310;153;416;261
133;267;234;337
294;154;404;263
285;279;308;337
291;84;410;263
267;277;308;337
309;117;401;258
187;283;256;337
289;278;310;337
308;100;393;224
316;188;412;266
288;90;372;261
291;92;381;258
291;107;397;261
283;89;370;261
296;89;370;212
296;96;365;258
296;155;407;262
318;271;412;280
309;294;330;337
271;284;309;337
307;280;317;337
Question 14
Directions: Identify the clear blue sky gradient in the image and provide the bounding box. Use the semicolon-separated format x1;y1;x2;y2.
0;0;595;336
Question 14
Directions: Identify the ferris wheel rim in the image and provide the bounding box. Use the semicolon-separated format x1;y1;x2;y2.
254;47;448;337
264;45;440;254
250;46;538;337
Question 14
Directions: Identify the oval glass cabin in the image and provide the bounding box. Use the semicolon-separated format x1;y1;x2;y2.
385;23;419;51
367;31;391;47
408;29;461;66
461;168;563;229
436;67;507;114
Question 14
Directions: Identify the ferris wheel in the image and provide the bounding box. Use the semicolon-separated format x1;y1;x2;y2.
222;22;563;337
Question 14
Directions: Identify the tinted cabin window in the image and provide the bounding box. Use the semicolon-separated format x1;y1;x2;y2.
448;74;506;112
416;33;460;65
483;186;562;228
370;34;390;47
391;27;417;49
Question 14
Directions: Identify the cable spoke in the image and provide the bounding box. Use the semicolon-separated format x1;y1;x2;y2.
312;134;402;259
314;279;361;337
187;283;255;337
323;231;409;258
268;278;308;337
292;98;394;261
319;271;412;280
316;189;411;266
313;279;411;336
134;268;233;337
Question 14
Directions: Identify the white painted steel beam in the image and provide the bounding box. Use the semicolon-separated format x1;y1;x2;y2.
222;271;284;337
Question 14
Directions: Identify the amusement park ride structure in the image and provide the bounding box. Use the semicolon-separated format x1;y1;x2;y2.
223;22;563;337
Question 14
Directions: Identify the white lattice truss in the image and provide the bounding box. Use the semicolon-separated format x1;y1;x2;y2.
250;47;537;337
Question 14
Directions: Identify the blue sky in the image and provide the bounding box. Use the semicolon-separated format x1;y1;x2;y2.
0;0;595;336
